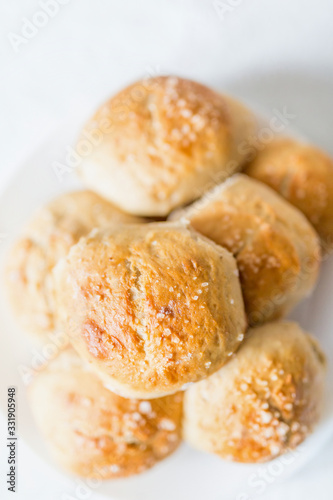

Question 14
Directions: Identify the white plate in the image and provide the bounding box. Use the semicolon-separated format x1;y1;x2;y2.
0;121;332;500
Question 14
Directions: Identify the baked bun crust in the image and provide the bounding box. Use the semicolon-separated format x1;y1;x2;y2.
77;76;257;216
28;348;183;478
183;321;326;463
5;190;142;337
170;174;321;325
245;138;333;253
53;222;247;398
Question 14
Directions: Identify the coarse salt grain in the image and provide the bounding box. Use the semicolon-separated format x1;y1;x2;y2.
265;428;274;438
159;419;176;431
139;401;152;414
181;109;191;118
277;424;289;436
261;412;273;424
110;465;120;473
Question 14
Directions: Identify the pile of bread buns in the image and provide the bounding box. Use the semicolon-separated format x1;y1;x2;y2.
5;76;332;479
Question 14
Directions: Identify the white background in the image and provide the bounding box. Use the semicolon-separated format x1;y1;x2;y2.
0;1;333;499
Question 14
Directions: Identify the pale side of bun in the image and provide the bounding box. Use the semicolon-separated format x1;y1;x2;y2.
53;222;247;399
77;76;258;216
245;138;333;254
5;190;143;338
170;174;321;325
184;321;326;463
28;348;183;478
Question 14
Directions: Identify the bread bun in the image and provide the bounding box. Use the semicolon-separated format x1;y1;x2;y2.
28;348;183;478
53;222;247;398
5;190;142;337
244;138;333;254
77;76;257;216
183;321;326;463
170;174;321;325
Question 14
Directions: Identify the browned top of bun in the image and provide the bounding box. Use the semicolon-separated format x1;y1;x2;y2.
184;321;326;463
78;76;257;216
29;348;183;478
245;138;333;253
53;222;247;398
5;190;142;337
171;174;321;325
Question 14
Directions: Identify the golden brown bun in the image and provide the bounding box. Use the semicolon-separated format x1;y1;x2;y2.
53;222;247;398
28;348;183;478
5;190;142;338
183;321;326;463
77;76;257;216
170;174;321;325
245;138;333;254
